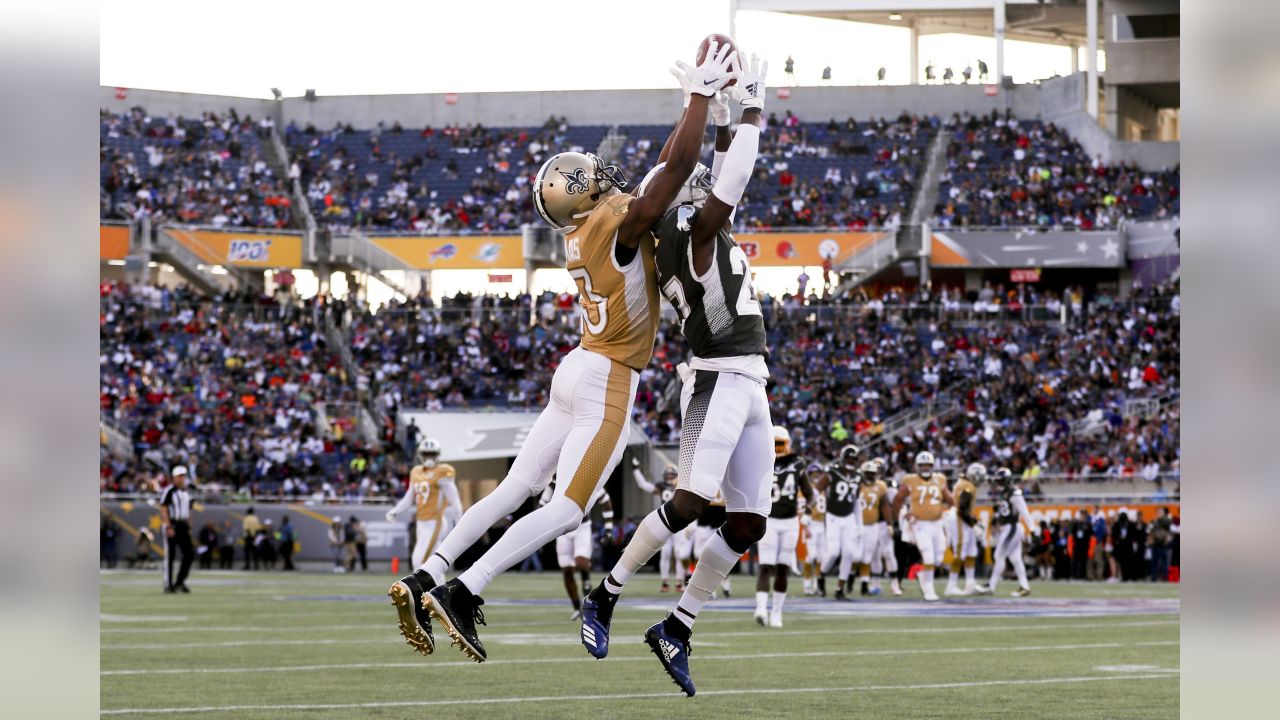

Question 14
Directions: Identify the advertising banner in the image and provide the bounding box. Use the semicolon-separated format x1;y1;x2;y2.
399;411;648;462
168;228;304;267
735;231;887;267
100;224;129;260
372;235;524;270
931;230;1126;268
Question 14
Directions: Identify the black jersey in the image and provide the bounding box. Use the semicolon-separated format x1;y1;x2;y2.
770;455;805;519
824;465;860;517
993;485;1023;526
653;205;768;359
658;482;676;504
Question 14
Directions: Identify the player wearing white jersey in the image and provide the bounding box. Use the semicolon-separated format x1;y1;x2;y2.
632;461;692;592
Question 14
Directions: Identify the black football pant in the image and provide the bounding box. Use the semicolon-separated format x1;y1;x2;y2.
164;521;195;590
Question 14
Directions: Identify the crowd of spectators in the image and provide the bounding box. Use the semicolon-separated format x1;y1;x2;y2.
933;110;1180;228
1026;506;1180;583
100;107;294;228
100;276;1178;496
99;282;404;501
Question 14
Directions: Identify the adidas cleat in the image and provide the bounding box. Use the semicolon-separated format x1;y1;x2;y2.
423;579;487;662
645;617;695;697
388;570;437;656
580;586;618;659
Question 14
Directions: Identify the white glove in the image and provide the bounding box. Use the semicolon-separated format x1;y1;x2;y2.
673;40;736;98
710;90;731;126
384;511;396;524
727;50;768;111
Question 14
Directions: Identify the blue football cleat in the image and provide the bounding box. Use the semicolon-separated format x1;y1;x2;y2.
868;586;882;596
580;587;618;659
644;617;695;697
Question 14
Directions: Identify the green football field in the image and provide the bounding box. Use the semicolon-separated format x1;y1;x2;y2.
100;570;1179;718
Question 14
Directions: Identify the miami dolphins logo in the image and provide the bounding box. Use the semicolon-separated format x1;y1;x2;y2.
560;168;591;195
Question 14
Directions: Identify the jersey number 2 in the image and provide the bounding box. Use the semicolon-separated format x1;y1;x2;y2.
728;246;762;317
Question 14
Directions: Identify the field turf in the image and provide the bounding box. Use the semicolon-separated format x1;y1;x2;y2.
101;570;1179;718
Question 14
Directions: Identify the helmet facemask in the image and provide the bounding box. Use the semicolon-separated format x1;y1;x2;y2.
636;162;715;214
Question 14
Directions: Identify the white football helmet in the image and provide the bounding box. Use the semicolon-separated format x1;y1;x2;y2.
773;426;792;456
858;459;880;482
965;463;988;483
915;451;936;471
416;438;442;466
636;161;715;213
532;151;626;229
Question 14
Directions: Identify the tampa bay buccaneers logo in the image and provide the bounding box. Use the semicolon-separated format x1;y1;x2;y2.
560;168;591;195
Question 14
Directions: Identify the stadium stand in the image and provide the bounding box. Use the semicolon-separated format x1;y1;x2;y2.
101;277;1178;494
100;108;294;228
933;111;1180;228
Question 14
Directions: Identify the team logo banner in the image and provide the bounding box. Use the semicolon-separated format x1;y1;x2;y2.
931;230;1126;268
372;236;524;269
734;231;887;267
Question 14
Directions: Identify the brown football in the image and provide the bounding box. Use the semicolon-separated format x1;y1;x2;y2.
695;33;738;86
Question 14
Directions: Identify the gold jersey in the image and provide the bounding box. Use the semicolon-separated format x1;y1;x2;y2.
901;473;949;521
411;463;456;522
860;479;888;525
566;194;659;371
810;475;828;521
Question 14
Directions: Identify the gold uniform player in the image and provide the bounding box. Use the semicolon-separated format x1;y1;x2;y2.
386;439;462;570
856;459;894;596
944;463;984;596
802;462;828;596
386;41;737;664
890;451;955;601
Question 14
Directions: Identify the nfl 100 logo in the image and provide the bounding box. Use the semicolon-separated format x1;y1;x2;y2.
228;239;273;262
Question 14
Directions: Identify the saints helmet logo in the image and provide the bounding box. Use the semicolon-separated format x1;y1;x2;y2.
560;168;591;195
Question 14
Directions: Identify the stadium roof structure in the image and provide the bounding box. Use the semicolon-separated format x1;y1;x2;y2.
736;0;1094;47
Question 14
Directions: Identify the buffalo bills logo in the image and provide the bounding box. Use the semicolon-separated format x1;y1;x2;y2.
560;168;591;195
429;243;458;261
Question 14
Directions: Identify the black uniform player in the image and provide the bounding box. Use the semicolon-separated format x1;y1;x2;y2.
980;468;1033;596
821;445;862;600
754;427;814;627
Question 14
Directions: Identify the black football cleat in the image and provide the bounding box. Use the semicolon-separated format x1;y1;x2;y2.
424;579;487;662
176;583;191;594
645;616;696;697
388;569;437;656
834;587;848;602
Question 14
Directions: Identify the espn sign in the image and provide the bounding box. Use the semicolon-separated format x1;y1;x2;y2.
1010;268;1042;283
228;239;273;263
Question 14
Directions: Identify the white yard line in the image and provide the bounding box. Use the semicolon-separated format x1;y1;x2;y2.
100;672;1180;715
100;618;1178;649
102;639;1178;675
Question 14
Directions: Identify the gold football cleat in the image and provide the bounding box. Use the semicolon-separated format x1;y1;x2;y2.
388;581;434;655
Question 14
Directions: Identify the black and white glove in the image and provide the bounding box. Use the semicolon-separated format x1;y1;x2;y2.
727;50;768;111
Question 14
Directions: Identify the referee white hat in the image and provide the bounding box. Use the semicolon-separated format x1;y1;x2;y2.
171;465;188;477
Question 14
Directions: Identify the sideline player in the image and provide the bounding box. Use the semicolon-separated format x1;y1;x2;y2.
821;444;863;600
541;479;614;619
944;463;984;596
802;462;828;596
977;468;1033;597
387;439;462;569
855;459;893;595
890;451;955;601
632;461;692;592
386;42;738;664
580;49;771;697
754;427;813;627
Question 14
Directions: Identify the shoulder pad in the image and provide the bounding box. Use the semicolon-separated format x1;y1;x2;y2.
438;464;456;475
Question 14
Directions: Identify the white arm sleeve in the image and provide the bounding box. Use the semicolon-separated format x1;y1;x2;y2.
710;123;760;208
388;486;415;519
441;479;462;524
1012;492;1033;530
632;469;657;495
710;150;727;181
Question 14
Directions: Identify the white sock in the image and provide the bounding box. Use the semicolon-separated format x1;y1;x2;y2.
659;542;672;582
457;496;581;595
423;477;532;580
673;531;739;629
1011;551;1030;590
604;511;675;594
945;569;959;591
964;563;976;588
920;568;935;596
771;590;786;615
755;591;768;614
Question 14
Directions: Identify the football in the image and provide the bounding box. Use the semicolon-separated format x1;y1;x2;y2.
696;32;738;85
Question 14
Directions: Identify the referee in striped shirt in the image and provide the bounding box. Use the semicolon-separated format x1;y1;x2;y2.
160;465;195;594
